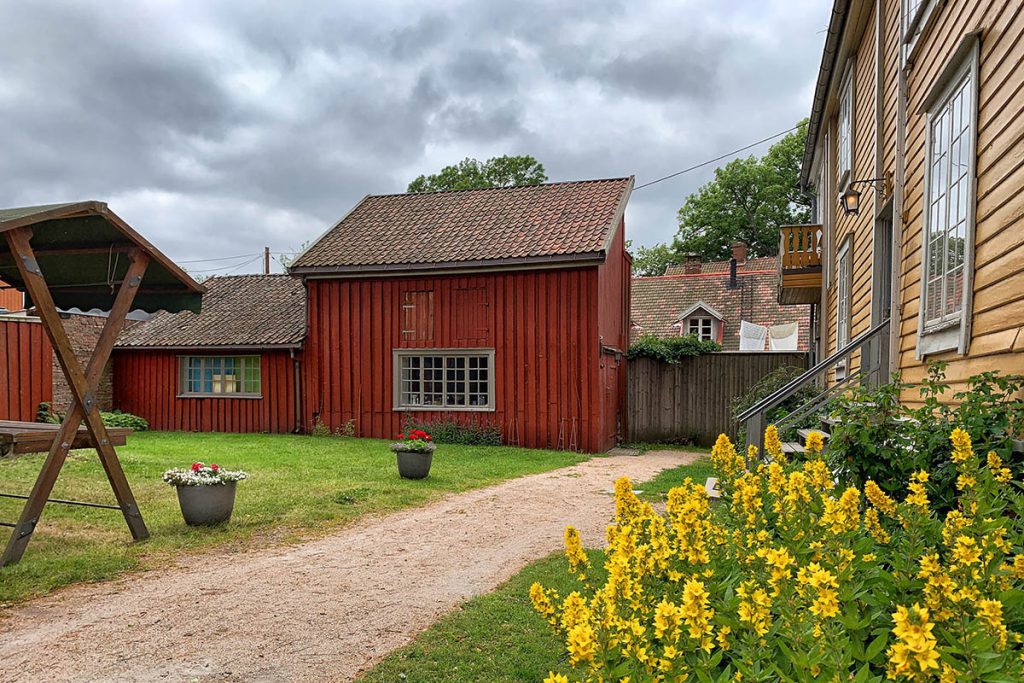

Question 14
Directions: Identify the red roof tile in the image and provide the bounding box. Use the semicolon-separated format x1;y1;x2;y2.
116;274;306;348
631;257;811;351
664;256;778;276
290;178;632;273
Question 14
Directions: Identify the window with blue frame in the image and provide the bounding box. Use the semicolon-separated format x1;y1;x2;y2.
179;356;261;397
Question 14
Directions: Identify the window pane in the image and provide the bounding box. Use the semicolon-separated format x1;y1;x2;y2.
398;353;491;408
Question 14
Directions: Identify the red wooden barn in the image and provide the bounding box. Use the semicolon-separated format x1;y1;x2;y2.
112;275;306;433
288;177;633;453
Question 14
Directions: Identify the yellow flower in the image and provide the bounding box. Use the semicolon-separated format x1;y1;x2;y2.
531;582;556;618
865;480;897;516
711;434;745;482
654;598;681;641
564;526;590;574
544;674;569;683
905;472;930;511
978;598;1008;649
804;430;825;456
764;425;785;464
956;473;976;490
887;604;940;679
680;579;715;650
797;562;839;619
737;580;772;636
864;507;890;544
951;536;981;566
567;622;598;664
950;427;972;464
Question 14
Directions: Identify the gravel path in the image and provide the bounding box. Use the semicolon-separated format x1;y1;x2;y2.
0;450;697;682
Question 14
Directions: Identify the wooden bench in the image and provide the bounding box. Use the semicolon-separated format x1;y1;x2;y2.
0;420;131;457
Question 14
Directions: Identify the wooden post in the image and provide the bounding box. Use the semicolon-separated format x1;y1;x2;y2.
1;228;150;566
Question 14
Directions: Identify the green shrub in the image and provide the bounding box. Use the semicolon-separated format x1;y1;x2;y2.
406;416;503;446
627;333;720;363
731;364;817;443
99;410;149;432
827;362;1024;511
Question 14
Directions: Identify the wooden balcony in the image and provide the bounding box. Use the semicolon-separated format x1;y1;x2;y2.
778;224;822;305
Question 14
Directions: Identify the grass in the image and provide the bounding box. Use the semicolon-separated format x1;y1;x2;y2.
360;550;603;683
0;432;587;605
636;457;714;502
360;460;718;682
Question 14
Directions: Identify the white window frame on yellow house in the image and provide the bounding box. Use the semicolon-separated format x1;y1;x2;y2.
916;36;979;359
835;235;852;381
837;62;855;188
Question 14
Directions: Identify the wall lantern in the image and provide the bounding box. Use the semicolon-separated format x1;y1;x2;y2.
838;177;888;216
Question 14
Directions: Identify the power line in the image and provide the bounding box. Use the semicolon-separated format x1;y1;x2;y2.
177;252;261;264
633;124;801;191
188;255;263;275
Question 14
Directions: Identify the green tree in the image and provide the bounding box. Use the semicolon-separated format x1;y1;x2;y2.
407;155;547;193
627;241;679;277
672;120;812;261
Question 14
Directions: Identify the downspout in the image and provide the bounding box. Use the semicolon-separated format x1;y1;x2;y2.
291;347;302;433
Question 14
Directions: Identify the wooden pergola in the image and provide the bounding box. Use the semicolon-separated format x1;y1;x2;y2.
0;201;203;566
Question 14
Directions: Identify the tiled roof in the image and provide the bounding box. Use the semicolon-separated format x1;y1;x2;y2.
290;178;633;272
664;256;777;276
116;274;306;348
631;257;811;351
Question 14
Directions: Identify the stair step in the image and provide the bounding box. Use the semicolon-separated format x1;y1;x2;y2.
782;441;807;454
798;428;830;441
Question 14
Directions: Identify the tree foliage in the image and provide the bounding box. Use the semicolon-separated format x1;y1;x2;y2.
628;241;679;277
669;120;813;261
407;155;548;193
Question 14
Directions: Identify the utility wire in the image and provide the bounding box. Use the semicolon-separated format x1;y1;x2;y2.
177;252;261;264
189;255;263;275
633;124;801;190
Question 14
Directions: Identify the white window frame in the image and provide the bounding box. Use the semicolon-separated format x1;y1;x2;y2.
392;348;496;412
819;129;834;287
687;317;715;342
835;237;852;380
902;0;927;39
178;355;262;398
917;39;979;358
837;64;855;188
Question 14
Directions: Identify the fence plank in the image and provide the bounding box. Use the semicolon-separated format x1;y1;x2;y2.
627;353;809;446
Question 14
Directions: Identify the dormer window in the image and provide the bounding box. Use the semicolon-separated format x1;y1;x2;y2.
687;317;715;342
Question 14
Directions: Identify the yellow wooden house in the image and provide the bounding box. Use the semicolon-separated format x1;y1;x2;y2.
743;0;1023;444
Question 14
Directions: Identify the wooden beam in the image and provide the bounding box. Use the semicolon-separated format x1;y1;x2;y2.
0;228;150;566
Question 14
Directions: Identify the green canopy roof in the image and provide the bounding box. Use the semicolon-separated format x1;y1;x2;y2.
0;201;204;313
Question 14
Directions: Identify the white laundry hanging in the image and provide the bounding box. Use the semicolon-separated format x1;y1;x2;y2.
739;320;768;351
769;322;800;351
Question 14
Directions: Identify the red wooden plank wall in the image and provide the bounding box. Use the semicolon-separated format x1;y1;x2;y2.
112;350;299;433
0;318;52;421
303;267;615;452
596;220;630;444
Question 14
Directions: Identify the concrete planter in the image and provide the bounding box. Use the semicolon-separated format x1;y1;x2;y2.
175;481;238;526
391;444;435;479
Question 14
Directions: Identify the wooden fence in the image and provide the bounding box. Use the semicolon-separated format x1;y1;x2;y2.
627;352;809;446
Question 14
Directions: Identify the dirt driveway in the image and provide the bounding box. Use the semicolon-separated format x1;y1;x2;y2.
0;450;697;682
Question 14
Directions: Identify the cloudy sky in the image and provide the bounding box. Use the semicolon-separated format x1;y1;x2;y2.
0;0;829;276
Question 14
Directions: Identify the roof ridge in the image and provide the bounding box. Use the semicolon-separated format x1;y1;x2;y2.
367;176;633;199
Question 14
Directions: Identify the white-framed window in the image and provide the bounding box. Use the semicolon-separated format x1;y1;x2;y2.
687;317;715;342
178;355;261;397
393;349;495;411
835;237;852;380
918;42;978;357
902;0;926;37
837;66;854;185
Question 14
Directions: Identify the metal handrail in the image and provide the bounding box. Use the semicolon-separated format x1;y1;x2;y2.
736;318;891;423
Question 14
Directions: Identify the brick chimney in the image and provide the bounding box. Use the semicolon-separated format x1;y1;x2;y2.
731;241;748;265
683;253;701;274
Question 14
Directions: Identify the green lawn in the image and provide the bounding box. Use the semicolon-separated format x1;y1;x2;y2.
360;459;716;682
360;550;603;683
638;456;715;502
0;432;587;605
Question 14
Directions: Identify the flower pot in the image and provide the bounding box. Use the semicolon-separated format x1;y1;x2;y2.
175;481;238;526
393;447;434;479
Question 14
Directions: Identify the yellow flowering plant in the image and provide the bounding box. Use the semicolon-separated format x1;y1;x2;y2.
532;428;1024;682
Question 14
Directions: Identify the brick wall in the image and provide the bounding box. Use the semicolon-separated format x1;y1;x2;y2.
50;314;138;413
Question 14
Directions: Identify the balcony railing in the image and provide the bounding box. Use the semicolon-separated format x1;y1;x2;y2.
778;224;823;305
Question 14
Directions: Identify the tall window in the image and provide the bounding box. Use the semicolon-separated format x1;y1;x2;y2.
836;239;852;379
394;350;494;411
687;317;715;342
920;47;977;354
902;0;929;40
838;68;854;184
179;356;261;397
